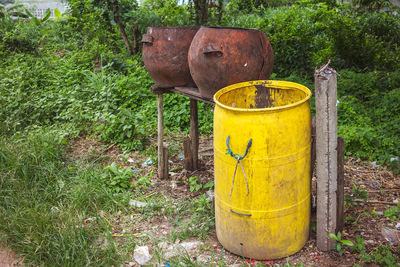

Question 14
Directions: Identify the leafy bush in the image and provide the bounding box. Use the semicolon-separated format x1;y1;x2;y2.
222;2;400;76
337;70;400;167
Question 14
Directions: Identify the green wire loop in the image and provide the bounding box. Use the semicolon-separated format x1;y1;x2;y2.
225;136;252;160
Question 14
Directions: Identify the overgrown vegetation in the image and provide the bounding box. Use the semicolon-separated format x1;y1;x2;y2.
1;0;400;264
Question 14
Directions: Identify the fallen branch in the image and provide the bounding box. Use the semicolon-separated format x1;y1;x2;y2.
367;189;400;193
354;199;399;206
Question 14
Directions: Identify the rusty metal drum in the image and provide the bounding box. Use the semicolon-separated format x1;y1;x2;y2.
188;27;274;99
142;26;199;88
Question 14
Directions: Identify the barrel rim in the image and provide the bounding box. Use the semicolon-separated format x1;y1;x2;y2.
213;80;312;112
147;26;200;31
199;26;261;33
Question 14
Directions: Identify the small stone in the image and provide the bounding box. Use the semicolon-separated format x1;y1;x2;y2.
170;180;177;189
366;240;375;244
129;200;147;208
161;230;168;235
390;157;399;162
174;239;180;245
394;199;399;204
133;245;152;265
396;223;400;231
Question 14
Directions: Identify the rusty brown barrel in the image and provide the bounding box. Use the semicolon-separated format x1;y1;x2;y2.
188;27;274;99
142;26;199;88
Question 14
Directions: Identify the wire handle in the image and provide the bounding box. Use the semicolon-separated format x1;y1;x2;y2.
225;136;252;197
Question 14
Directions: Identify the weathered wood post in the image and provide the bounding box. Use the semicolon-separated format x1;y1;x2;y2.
336;137;345;233
315;62;338;251
157;93;168;179
190;99;199;170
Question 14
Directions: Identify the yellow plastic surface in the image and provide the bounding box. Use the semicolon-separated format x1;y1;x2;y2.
213;80;312;260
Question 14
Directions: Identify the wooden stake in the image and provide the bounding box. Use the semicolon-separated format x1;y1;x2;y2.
157;94;167;179
190;99;199;170
183;137;193;171
315;63;338;251
311;116;316;178
336;137;345;233
162;146;169;179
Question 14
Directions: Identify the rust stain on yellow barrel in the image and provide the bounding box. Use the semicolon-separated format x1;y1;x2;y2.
213;80;312;260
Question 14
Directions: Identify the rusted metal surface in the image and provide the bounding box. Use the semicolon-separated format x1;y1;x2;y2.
188;27;274;99
142;26;199;88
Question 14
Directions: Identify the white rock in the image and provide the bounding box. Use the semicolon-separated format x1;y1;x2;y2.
133;245;152;265
129;200;147;208
170;180;177;189
128;158;134;163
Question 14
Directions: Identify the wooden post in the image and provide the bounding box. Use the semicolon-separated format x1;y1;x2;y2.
190;99;199;170
162;146;169;179
311;116;316;178
336;137;345;233
315;62;338;251
183;137;193;171
157;94;168;179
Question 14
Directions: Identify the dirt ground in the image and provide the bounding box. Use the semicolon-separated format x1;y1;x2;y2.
1;135;399;266
0;243;23;267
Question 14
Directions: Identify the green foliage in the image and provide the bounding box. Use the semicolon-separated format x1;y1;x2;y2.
222;2;400;76
345;183;368;207
188;176;214;192
101;162;135;192
0;133;123;265
141;0;191;26
328;231;354;256
337;70;400;170
354;236;399;266
383;203;400;221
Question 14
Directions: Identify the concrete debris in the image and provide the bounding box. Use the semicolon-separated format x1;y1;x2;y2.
133;245;152;265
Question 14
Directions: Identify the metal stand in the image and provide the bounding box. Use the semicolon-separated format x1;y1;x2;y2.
151;86;213;178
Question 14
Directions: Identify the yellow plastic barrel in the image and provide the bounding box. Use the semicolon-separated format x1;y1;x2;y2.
213;80;312;260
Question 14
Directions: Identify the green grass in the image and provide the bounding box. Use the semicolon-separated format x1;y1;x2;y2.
0;130;216;265
0;132;125;265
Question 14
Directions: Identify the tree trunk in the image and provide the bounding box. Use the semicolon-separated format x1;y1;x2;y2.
193;0;208;25
132;22;140;54
216;0;224;24
111;0;133;55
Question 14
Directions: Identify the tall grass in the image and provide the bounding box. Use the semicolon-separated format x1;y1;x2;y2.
0;131;125;265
